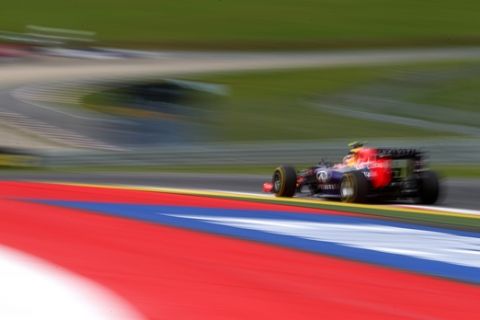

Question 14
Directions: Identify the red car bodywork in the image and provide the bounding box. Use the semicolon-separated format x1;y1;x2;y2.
354;148;391;189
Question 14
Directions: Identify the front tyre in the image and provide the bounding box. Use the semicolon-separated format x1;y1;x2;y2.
418;170;440;204
340;171;368;203
273;166;297;197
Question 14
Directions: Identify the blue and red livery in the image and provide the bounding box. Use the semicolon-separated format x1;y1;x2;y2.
263;143;440;204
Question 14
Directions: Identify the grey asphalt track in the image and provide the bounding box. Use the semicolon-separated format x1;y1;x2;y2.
1;171;478;210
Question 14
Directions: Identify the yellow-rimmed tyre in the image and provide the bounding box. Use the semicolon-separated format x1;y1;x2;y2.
272;166;297;197
340;171;368;203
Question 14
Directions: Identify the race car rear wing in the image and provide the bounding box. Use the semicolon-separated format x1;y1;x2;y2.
376;148;422;160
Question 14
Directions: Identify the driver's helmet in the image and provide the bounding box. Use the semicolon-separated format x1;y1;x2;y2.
343;141;365;166
348;141;364;151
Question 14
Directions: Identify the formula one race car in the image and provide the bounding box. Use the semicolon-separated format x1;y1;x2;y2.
263;142;440;204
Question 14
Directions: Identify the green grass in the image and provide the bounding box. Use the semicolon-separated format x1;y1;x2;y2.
84;63;474;142
3;0;480;49
180;66;457;141
414;78;480;113
433;165;480;179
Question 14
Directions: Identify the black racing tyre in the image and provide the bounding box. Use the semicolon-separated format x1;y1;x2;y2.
272;166;297;197
340;171;369;203
418;170;440;204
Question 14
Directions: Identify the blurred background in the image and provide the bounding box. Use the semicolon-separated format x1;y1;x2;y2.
1;0;480;179
2;4;480;319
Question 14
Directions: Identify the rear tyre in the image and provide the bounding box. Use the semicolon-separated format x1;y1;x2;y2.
418;170;440;204
273;166;297;197
340;171;369;203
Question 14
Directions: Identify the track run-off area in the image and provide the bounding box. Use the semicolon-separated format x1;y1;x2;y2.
0;181;478;319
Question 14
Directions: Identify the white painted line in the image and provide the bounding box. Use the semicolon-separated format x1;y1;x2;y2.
166;214;480;268
208;189;480;216
401;205;480;216
207;190;268;197
0;245;144;320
